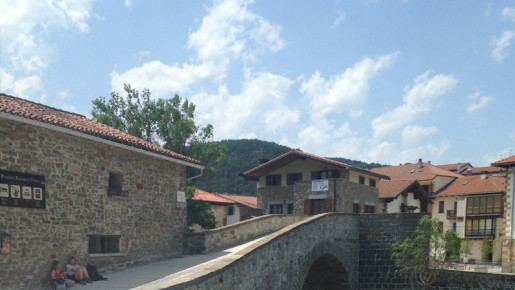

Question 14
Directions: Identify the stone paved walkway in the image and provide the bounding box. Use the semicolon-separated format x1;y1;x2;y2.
75;237;264;290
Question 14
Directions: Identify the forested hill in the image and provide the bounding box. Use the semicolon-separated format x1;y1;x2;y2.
192;139;388;196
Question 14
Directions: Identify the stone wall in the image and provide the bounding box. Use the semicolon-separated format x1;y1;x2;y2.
0;118;187;289
136;213;361;290
257;185;293;213
183;214;307;254
358;213;426;289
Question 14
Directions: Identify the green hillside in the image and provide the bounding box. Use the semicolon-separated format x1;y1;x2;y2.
192;139;388;196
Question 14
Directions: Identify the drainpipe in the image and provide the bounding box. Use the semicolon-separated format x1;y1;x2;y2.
186;168;204;181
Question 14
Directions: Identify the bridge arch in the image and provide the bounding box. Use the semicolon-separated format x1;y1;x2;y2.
302;253;350;289
298;240;355;289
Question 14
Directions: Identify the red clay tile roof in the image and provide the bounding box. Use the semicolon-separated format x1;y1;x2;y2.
243;149;389;180
0;93;201;166
371;162;462;181
193;189;235;204
462;166;505;175
436;162;472;172
492;155;515;167
217;193;258;209
378;179;419;198
436;176;505;197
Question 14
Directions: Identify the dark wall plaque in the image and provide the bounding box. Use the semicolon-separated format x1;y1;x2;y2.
0;170;46;209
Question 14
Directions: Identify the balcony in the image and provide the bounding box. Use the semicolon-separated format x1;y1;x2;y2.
465;229;495;238
447;209;457;219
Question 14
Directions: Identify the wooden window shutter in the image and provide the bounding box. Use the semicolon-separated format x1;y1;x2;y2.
311;171;318;180
325;198;333;213
304;199;311;215
332;170;341;178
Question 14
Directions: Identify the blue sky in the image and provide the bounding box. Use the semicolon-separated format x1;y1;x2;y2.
1;0;514;166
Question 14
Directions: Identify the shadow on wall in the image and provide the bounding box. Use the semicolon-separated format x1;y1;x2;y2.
303;253;350;290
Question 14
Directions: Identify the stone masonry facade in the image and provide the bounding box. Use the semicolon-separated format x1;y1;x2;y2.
0;118;187;289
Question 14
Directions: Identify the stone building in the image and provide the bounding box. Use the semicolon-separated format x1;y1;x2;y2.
242;150;389;215
0;94;202;289
492;155;515;272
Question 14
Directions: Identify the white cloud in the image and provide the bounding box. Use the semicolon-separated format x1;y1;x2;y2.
0;0;94;100
125;0;133;9
466;92;494;113
300;52;400;119
371;71;457;141
188;0;284;65
191;71;295;140
111;61;218;98
502;7;515;23
484;148;514;165
365;140;449;165
57;90;70;99
402;125;439;146
112;0;284;97
491;30;515;63
332;11;345;28
62;104;78;113
0;69;45;102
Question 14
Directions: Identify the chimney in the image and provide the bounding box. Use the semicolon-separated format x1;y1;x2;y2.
428;161;431;164
417;158;423;170
467;168;472;176
480;171;488;179
457;162;461;172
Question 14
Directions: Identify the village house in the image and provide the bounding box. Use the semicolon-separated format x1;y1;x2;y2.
373;158;509;268
0;94;202;289
378;179;431;213
191;189;261;230
242;150;389;215
433;174;505;263
492;155;515;272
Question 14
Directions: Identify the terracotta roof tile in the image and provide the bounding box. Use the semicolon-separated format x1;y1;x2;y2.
436;162;472;172
436;176;505;197
492;155;515;167
371;162;462;181
192;189;235;204
463;166;505;175
378;179;418;198
217;193;258;209
0;93;201;166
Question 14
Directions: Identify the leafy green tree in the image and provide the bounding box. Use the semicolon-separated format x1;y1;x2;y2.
92;84;223;229
391;215;461;290
186;186;216;230
481;238;493;261
461;238;472;257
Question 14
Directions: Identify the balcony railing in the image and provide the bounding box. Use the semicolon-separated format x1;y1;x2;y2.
465;229;495;238
447;209;457;219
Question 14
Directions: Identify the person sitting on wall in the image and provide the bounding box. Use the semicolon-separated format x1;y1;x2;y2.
66;256;92;285
50;260;75;288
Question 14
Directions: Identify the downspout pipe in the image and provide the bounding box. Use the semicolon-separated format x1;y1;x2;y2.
187;168;204;181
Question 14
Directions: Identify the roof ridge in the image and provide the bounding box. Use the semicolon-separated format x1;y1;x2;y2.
0;93;86;118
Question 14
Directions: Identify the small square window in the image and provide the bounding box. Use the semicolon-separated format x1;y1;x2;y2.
369;179;376;187
88;235;120;254
108;172;128;197
359;176;365;185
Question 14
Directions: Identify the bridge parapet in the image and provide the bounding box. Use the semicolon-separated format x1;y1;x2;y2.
183;214;308;254
139;213;360;290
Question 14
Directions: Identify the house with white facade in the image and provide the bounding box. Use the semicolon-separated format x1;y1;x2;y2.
378;179;431;213
434;175;505;263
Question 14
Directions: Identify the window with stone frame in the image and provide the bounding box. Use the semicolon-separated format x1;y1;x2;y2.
88;235;120;254
265;174;281;186
108;171;127;197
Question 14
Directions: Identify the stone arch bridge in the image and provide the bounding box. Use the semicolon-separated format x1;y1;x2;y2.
135;213;422;289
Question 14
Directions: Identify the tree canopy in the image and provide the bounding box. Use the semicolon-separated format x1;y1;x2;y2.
92;84;224;229
391;215;462;289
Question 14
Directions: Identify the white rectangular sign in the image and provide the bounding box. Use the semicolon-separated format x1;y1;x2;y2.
312;179;329;191
177;191;186;203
